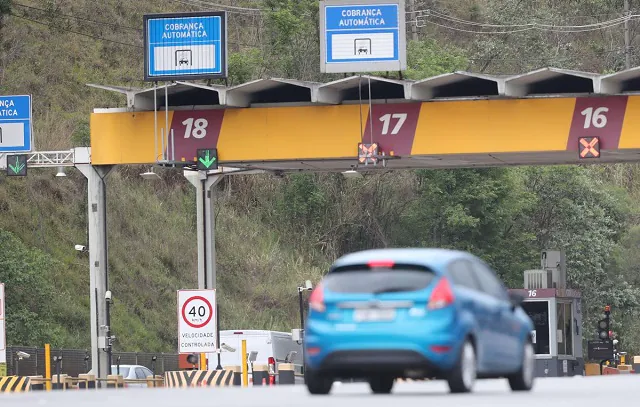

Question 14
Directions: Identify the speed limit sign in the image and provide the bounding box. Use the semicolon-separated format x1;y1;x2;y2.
177;289;217;353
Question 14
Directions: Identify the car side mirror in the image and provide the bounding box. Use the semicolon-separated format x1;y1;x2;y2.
508;292;525;310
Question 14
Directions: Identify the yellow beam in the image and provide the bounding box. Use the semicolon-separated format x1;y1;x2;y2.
90;95;636;167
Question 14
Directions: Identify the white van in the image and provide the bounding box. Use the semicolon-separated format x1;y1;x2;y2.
210;330;303;383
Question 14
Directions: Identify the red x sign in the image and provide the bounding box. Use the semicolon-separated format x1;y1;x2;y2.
579;137;600;158
358;143;378;164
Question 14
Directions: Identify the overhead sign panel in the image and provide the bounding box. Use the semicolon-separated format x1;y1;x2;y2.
144;12;228;81
319;0;406;73
0;95;32;153
177;289;217;354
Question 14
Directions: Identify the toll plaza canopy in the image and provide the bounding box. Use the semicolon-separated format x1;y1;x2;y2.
89;66;640;172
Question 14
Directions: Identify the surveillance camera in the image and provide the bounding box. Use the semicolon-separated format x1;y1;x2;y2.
17;351;31;359
305;280;313;290
75;244;86;252
105;291;112;302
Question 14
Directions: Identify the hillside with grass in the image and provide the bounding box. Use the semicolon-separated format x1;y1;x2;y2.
2;0;640;356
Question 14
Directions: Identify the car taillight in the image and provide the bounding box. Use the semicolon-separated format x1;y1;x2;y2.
428;277;455;310
309;283;325;312
268;357;276;375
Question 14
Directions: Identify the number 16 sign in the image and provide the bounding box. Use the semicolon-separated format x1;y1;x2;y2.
177;289;217;353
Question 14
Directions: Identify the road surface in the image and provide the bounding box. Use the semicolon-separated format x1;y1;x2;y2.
0;375;635;406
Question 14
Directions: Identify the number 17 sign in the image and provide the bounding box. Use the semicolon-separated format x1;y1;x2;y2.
177;289;217;353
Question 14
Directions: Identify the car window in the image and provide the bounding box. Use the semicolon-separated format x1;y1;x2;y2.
142;367;154;377
470;260;508;300
135;367;147;379
324;265;436;294
448;259;482;291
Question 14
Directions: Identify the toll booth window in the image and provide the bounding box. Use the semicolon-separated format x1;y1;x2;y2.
522;301;550;355
557;302;573;356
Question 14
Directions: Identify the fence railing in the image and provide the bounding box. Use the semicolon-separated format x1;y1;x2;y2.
4;347;179;377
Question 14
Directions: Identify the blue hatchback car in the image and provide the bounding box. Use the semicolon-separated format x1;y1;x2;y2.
304;248;535;395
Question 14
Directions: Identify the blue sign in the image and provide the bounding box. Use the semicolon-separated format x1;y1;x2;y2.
0;95;32;153
323;3;401;66
144;12;227;81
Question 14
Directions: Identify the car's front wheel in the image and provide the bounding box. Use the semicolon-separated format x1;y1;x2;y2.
369;376;394;394
447;339;477;393
508;340;535;391
305;367;333;395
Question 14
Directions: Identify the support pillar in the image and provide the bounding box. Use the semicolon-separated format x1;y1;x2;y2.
184;170;223;290
77;164;113;386
184;170;224;371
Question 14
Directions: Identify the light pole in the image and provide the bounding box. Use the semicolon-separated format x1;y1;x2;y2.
105;290;114;375
216;304;223;370
297;280;313;378
298;280;313;331
15;351;30;376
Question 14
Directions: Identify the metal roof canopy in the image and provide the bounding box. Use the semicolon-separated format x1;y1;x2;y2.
504;67;598;97
88;82;225;110
225;78;319;107
89;66;640;110
134;82;225;108
410;71;505;100
599;66;640;94
316;75;410;103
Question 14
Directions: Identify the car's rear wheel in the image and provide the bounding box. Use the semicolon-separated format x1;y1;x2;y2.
369;376;394;394
447;339;476;394
305;368;333;395
508;340;535;391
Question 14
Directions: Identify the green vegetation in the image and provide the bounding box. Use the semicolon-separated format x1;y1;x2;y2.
2;0;640;357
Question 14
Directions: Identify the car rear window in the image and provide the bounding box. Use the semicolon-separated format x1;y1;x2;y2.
324;265;436;293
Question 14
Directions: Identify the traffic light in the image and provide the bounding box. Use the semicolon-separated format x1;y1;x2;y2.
597;305;611;340
196;148;218;171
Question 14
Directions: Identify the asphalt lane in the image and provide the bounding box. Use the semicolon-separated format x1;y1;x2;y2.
0;375;636;406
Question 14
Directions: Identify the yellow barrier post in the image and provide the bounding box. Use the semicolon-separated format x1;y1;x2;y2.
200;353;207;371
44;344;52;391
241;339;248;387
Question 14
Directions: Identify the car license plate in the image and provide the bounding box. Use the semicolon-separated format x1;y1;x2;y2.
353;309;396;322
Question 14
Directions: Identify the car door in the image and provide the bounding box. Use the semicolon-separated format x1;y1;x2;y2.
470;259;520;372
447;259;493;373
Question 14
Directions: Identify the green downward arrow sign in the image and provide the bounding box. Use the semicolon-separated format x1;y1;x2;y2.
8;156;25;174
198;150;217;169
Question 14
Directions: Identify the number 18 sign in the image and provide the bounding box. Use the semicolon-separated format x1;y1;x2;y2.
177;289;217;353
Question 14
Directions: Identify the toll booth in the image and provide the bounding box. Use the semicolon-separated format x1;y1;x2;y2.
508;250;585;377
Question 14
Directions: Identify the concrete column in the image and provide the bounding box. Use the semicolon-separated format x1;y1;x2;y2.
185;171;206;288
77;164;113;386
183;170;223;290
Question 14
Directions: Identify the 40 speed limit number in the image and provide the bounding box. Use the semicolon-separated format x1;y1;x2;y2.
177;289;217;353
